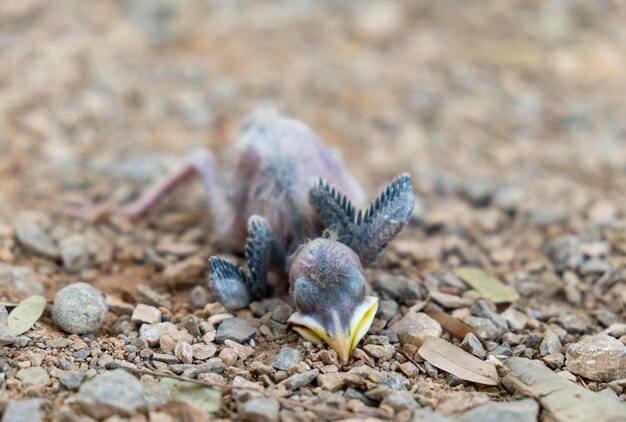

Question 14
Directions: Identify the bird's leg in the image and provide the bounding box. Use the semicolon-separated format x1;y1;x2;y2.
209;215;273;310
309;173;415;265
65;149;235;236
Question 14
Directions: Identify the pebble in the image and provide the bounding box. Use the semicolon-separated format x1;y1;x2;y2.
16;366;51;386
543;353;565;369
76;369;146;419
58;370;87;390
471;300;508;333
501;308;529;332
460;333;486;359
546;234;582;270
215;317;256;343
137;285;172;308
60;234;90;272
224;339;254;360
189;285;212;309
458;398;538;422
0;264;45;301
174;342;194;364
52;282;108;334
271;347;302;370
1;399;45;422
565;334;626;382
132;304;162;325
579;258;611;275
363;344;396;360
430;291;470;309
271;303;293;324
163;257;206;288
540;332;562;356
389;312;442;346
373;274;422;305
219;347;238;365
241;397;279;422
139;324;163;346
13;211;60;259
192;343;217;360
381;391;419;412
377;300;399;322
557;311;589;334
280;369;319;390
0;328;16;346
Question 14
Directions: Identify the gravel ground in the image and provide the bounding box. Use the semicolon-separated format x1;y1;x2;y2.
0;1;625;421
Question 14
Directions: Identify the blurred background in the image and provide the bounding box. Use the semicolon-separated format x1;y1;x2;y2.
1;0;625;221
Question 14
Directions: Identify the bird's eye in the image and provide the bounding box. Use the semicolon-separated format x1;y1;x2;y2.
293;277;317;312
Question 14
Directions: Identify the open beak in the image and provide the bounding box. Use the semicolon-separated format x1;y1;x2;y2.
288;296;379;364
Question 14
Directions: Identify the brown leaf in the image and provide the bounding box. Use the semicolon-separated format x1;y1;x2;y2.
7;295;47;335
454;267;519;303
502;358;626;422
418;336;499;386
426;308;488;348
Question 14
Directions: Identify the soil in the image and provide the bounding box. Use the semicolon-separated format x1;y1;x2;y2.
0;1;625;421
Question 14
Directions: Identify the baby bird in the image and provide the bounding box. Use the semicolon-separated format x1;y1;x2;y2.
76;109;415;363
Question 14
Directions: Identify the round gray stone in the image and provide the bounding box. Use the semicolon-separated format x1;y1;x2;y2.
52;282;108;334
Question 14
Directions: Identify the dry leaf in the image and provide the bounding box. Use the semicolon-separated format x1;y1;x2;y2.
502;358;626;422
418;336;499;386
161;378;221;413
454;267;519;303
7;295;46;335
426;308;488;348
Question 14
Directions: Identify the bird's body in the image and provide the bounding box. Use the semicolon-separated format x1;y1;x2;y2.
75;109;415;363
220;112;364;258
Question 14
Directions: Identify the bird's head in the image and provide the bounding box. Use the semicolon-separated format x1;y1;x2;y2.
287;238;379;364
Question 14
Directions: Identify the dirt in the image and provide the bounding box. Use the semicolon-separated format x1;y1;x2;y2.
0;1;625;421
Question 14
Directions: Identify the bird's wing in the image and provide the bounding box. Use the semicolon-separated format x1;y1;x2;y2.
309;173;415;265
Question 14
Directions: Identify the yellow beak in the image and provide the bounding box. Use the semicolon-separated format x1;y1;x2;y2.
288;296;379;365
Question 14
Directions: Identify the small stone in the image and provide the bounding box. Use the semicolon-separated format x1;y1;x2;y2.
215;318;256;343
565;334;626;382
224;339;254;360
399;361;418;377
546;234;582;271
557;311;589;334
430;291;470;309
389;312;442;346
75;369;146;419
280;369;319;390
471;300;508;333
377;300;399;322
0;264;45;301
460;333;486;359
317;373;364;392
45;337;72;348
381;391;419;412
241;398;279;422
137;285;171;309
14;211;60;259
0;328;16;346
159;335;176;354
446;373;465;387
163;257;206;288
540;332;562;356
501;308;529;332
152;352;180;365
2;399;44;422
192;343;217;360
381;375;406;391
189;286;212;309
219;347;238;366
180;315;201;338
132;304;162;325
458;398;539;422
272;347;303;370
16;366;51;386
174;342;194;364
140;324;162;346
58;370;87;390
579;258;611;275
543;353;565;369
373;274;422;305
60;234;90;272
271;303;293;324
493;343;513;357
363;344;396;360
365;385;392;402
52;282;108;334
107;295;135;316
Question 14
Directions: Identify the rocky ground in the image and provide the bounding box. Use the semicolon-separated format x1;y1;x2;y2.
1;0;625;421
